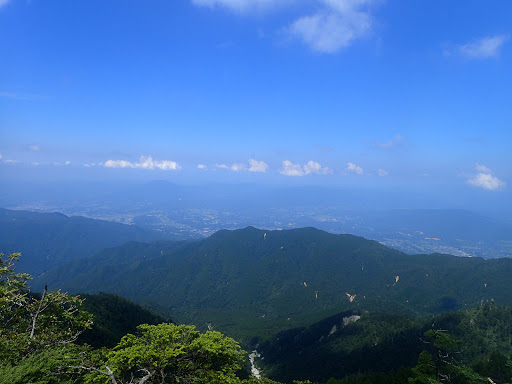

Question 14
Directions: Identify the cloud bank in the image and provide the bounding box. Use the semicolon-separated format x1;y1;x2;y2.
215;159;269;173
103;156;181;171
280;160;331;176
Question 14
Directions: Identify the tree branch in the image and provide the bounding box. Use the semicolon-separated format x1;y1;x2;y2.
29;283;47;339
69;365;119;384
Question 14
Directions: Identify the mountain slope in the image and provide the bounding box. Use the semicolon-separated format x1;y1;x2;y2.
78;293;168;348
0;208;162;276
257;304;512;383
37;226;512;341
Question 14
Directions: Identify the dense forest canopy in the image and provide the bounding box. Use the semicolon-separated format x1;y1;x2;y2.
2;252;512;383
33;227;512;344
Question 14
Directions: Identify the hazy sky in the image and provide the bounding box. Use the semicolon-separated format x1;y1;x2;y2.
1;1;510;193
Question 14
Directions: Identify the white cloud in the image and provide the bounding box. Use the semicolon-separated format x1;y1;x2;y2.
83;163;96;168
4;159;18;164
65;160;71;165
280;160;331;176
153;160;179;170
104;159;133;168
197;164;207;169
137;156;158;170
303;160;331;175
377;168;388;177
280;160;305;176
287;1;373;53
248;159;268;173
32;162;40;166
467;164;505;191
475;163;491;173
215;159;269;173
139;156;180;170
231;163;246;171
192;0;379;53
103;156;181;171
0;153;2;160
28;144;40;151
346;162;363;175
446;35;509;59
468;173;505;191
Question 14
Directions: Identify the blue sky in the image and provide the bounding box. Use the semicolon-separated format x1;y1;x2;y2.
1;0;511;194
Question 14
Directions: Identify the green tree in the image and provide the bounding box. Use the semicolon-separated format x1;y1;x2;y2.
1;253;286;383
409;329;486;384
82;323;246;384
0;252;93;366
0;343;94;384
409;351;440;384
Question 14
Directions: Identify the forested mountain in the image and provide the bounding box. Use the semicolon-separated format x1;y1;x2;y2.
37;226;512;343
78;293;168;348
0;208;162;276
257;304;512;383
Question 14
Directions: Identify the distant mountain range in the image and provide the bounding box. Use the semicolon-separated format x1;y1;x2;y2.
34;226;512;343
3;180;511;257
0;208;162;276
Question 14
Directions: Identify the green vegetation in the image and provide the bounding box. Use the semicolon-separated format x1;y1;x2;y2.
0;252;286;384
0;252;93;364
37;227;512;343
78;293;168;348
257;304;512;384
7;215;512;384
82;323;245;383
3;251;512;383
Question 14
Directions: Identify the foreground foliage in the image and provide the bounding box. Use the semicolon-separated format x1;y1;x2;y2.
81;323;245;383
0;253;283;383
0;252;93;364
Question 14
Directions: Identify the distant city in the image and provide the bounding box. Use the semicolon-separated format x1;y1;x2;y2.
6;192;512;260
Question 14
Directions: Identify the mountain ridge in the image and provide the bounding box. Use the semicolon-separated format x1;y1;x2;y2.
0;208;163;276
34;226;512;342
